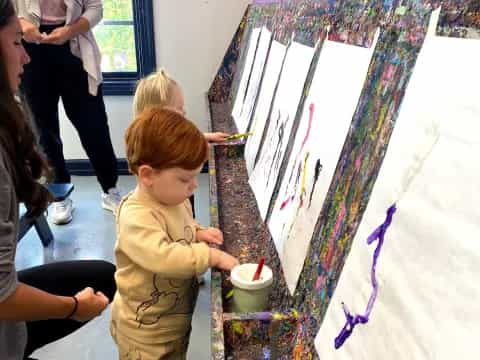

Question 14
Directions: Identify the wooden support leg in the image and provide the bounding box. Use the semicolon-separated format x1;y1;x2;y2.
33;214;54;247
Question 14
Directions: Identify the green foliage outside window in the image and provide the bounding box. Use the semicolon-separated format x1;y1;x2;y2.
94;0;137;72
103;0;133;20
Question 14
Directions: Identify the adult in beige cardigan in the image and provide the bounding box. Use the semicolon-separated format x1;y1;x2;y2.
15;0;121;225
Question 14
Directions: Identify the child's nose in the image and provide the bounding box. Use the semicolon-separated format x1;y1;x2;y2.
191;178;198;191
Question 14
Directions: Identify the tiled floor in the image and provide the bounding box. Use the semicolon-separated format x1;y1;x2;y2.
16;174;212;360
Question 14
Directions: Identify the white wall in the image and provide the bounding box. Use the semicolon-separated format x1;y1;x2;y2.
59;96;133;159
61;0;251;159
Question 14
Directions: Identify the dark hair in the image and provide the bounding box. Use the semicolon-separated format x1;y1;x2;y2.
0;0;52;217
0;0;14;28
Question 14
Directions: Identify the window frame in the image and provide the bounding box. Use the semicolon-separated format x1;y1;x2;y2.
101;0;156;96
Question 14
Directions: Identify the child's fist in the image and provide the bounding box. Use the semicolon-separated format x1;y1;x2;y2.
218;252;239;271
197;227;224;245
209;248;239;271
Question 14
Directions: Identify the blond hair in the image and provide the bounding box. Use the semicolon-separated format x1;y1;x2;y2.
133;69;178;117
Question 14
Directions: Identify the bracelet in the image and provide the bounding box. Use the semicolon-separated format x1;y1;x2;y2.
66;296;78;319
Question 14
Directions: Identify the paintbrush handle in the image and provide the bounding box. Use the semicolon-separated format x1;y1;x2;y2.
226;132;253;140
252;257;265;281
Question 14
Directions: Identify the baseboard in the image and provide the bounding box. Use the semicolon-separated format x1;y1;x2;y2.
65;159;130;176
66;159;209;176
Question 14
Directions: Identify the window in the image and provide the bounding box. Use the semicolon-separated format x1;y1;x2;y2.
93;0;156;95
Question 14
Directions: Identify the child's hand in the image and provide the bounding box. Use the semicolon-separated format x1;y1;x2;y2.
209;248;239;271
197;227;224;245
205;132;230;143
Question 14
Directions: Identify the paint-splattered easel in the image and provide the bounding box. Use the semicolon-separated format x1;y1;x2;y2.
207;1;479;358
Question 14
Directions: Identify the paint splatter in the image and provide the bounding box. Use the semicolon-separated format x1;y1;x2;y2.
334;204;397;349
308;158;323;208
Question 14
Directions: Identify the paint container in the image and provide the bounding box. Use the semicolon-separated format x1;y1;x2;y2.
231;263;273;313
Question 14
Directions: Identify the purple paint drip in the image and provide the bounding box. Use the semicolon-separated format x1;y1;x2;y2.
254;0;281;3
334;204;397;349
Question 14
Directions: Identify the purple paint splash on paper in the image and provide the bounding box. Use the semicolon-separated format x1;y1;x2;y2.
254;0;281;3
334;204;397;349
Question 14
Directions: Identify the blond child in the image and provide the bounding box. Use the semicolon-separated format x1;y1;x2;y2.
111;107;238;359
133;69;229;143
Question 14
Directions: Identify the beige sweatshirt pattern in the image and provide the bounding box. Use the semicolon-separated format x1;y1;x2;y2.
111;190;210;344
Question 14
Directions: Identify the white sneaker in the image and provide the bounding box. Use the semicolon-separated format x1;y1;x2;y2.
52;198;73;225
102;187;122;213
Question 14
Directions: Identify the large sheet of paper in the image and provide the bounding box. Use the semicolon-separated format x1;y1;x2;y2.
231;27;261;129
268;38;377;295
235;27;272;134
244;40;287;175
249;41;315;219
316;15;480;359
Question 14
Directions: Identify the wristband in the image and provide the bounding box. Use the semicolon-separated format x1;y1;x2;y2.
66;296;78;319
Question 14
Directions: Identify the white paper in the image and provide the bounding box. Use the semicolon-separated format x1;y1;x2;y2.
316;16;480;360
231;27;262;128
268;38;377;295
245;40;287;175
236;27;272;134
249;41;315;219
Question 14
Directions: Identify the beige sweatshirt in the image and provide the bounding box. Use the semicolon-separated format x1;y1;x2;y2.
111;190;210;343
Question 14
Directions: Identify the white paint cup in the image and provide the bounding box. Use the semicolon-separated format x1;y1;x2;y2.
231;263;273;313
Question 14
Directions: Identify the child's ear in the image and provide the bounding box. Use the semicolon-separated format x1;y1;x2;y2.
138;165;154;187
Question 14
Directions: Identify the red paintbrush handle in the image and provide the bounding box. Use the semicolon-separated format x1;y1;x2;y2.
252;257;265;281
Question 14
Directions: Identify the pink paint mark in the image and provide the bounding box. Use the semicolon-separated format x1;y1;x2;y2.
355;148;366;173
290;103;316;181
300;103;315;152
280;196;293;210
324;203;346;268
386;63;395;79
381;63;394;82
315;274;326;290
332;204;346;242
355;155;362;172
281;163;302;208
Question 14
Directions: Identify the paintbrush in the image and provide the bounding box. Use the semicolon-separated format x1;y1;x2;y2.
252;257;265;281
225;132;253;141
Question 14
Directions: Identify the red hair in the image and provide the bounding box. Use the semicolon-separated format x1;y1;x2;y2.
125;107;207;174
